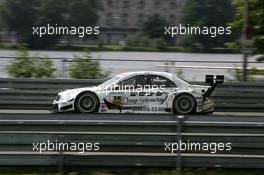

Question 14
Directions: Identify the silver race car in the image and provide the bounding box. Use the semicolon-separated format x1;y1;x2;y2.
53;71;224;114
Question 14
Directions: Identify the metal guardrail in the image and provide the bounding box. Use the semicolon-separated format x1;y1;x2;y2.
0;113;263;170
0;78;264;112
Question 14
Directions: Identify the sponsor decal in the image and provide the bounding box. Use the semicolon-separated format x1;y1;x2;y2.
126;97;166;104
128;106;166;112
109;91;124;96
111;96;125;105
109;91;125;105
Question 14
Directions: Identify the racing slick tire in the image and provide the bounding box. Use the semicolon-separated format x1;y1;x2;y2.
75;92;99;113
173;94;196;114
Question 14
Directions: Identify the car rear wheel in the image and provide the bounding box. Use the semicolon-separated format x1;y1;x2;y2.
75;92;99;113
173;94;196;114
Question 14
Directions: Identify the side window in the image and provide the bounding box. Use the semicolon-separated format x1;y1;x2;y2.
118;76;136;90
117;74;148;91
148;75;177;88
135;75;148;87
119;77;136;86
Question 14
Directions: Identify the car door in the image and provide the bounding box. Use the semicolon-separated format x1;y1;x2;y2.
120;74;150;111
108;75;137;108
111;73;153;112
145;74;178;112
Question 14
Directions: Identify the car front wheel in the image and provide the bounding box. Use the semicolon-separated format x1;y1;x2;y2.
75;92;99;113
173;94;196;114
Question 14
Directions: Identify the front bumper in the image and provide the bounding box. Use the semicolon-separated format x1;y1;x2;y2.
51;103;59;113
52;100;75;113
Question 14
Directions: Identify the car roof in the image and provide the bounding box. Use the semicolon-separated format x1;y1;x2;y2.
119;71;174;79
115;71;190;89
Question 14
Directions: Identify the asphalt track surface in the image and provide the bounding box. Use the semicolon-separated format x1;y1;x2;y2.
0;111;263;122
0;110;264;116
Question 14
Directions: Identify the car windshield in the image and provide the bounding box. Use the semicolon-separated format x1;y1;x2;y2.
99;74;126;88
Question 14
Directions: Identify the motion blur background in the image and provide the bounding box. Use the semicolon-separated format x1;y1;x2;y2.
0;0;263;80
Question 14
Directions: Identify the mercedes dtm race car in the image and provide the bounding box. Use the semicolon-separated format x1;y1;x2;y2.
53;71;224;114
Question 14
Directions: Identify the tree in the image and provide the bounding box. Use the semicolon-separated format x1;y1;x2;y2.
155;38;168;51
182;0;237;50
0;3;3;31
1;0;40;45
7;48;36;78
29;0;66;48
142;15;170;41
231;0;264;53
68;0;102;27
127;33;151;47
0;0;102;48
6;47;56;78
69;51;109;79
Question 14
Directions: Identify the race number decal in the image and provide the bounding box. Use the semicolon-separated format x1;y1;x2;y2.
112;96;122;105
109;92;125;105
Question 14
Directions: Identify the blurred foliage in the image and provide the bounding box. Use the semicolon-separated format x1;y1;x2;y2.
225;42;241;52
176;69;184;79
127;33;168;51
231;69;255;82
0;3;3;30
155;38;168;51
142;15;170;42
6;47;56;78
34;59;56;78
228;67;264;81
0;0;102;49
69;50;110;79
68;0;102;27
127;34;151;47
1;0;43;47
231;0;264;53
182;0;237;50
124;15;171;51
32;0;66;48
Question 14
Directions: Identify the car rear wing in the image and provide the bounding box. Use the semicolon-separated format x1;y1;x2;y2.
203;75;224;99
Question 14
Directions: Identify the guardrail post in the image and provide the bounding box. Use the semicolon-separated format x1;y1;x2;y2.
58;135;65;175
176;115;184;170
61;58;66;78
170;61;175;73
58;150;64;175
164;60;169;72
